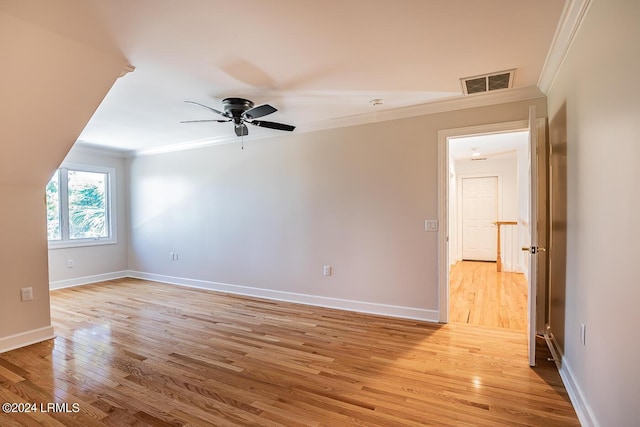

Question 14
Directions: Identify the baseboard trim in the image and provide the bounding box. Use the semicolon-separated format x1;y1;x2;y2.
49;271;130;290
0;325;56;354
128;270;440;323
545;332;599;427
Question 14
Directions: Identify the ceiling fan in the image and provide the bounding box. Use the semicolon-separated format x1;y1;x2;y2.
181;98;295;137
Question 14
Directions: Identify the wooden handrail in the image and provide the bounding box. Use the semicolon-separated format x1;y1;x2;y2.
493;221;518;272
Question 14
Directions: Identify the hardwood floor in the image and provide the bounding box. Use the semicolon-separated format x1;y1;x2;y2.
0;278;578;426
449;261;528;330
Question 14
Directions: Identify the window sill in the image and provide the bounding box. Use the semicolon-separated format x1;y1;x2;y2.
48;238;117;250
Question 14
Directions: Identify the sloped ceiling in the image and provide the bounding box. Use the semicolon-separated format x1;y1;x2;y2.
19;0;568;153
0;1;129;184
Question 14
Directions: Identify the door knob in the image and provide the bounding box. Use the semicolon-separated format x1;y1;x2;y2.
522;246;546;254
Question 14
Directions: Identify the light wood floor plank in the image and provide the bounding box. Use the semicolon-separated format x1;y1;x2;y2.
449;261;528;330
0;278;578;426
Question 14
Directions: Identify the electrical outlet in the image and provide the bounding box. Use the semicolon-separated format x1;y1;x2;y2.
580;323;586;346
67;259;74;268
20;287;33;302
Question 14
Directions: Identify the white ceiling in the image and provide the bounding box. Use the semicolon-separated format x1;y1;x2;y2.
449;131;529;161
70;0;566;153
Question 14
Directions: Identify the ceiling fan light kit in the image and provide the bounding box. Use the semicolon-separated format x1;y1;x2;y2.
181;98;295;138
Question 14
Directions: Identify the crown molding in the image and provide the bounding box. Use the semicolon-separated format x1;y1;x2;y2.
133;133;274;157
71;141;128;158
538;0;593;93
132;85;544;157
300;86;544;134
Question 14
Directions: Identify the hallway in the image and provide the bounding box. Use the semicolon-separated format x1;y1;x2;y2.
449;261;527;330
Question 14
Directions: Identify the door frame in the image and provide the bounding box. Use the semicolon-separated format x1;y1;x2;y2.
438;120;533;323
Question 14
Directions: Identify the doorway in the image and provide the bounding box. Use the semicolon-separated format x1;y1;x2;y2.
438;111;547;366
437;120;535;321
448;131;529;330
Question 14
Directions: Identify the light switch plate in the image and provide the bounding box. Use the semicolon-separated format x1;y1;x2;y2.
425;220;438;231
20;287;33;301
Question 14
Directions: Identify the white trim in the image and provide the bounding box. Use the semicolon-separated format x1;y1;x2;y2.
538;0;593;93
49;270;130;290
127;271;439;322
47;163;117;249
438;120;529;322
134;133;266;157
48;270;439;322
438;130;449;322
48;270;438;322
545;333;599;427
69;142;127;158
132;86;545;158
0;326;55;354
305;86;543;133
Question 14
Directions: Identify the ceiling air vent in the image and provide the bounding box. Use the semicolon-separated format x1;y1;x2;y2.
461;69;515;95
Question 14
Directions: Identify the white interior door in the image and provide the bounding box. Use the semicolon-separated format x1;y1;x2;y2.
462;176;497;261
526;106;538;367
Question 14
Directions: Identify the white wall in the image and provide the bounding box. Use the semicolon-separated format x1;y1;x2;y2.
48;145;129;288
546;0;640;425
127;98;546;320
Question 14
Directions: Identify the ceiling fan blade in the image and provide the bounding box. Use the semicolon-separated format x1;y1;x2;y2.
184;101;228;117
180;119;230;123
250;120;296;132
243;104;277;120
235;123;249;137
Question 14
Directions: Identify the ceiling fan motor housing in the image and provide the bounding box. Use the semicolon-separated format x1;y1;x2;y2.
182;98;295;137
223;98;254;116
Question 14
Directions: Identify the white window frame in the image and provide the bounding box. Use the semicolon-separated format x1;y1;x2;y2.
47;163;117;249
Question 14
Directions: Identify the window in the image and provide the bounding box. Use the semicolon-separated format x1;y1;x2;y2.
46;164;116;247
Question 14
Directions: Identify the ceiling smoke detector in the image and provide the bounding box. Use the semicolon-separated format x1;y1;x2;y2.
461;69;515;95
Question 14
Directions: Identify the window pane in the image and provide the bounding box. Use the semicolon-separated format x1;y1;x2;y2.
68;170;108;239
46;172;61;240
